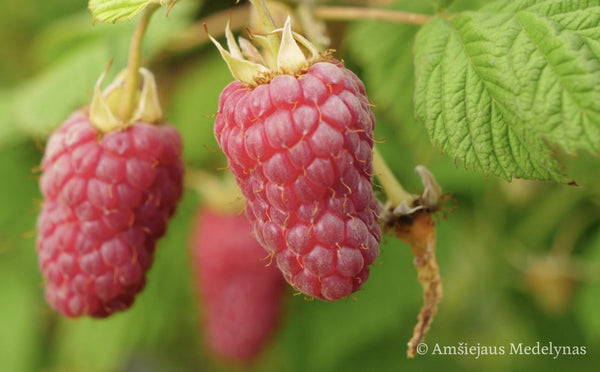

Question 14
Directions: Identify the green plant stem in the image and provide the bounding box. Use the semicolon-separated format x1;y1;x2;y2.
249;0;281;56
373;146;413;206
119;4;159;122
314;6;432;25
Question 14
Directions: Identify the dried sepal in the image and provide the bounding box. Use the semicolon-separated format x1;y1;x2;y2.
416;165;442;210
131;68;163;123
239;37;267;66
90;67;124;133
208;32;269;85
90;66;163;134
276;17;307;73
209;15;320;85
225;20;244;59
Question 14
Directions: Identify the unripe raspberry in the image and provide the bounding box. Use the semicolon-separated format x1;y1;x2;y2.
211;19;381;300
191;207;285;363
36;111;184;317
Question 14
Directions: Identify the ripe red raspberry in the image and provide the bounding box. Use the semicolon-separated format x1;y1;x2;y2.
215;61;381;301
36;111;184;317
191;207;285;363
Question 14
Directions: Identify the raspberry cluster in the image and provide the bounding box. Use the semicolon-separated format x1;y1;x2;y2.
36;111;184;317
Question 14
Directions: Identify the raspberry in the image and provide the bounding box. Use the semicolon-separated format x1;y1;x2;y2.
191;207;285;363
215;61;382;301
36;111;184;317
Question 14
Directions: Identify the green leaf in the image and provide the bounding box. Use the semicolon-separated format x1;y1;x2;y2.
0;144;47;372
346;3;436;151
575;228;600;343
346;1;491;176
0;266;43;372
88;0;174;23
0;2;196;142
166;54;233;167
0;91;23;146
414;0;600;181
14;45;119;138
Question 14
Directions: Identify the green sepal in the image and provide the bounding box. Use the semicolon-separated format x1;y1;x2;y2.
90;68;124;133
131;68;163;123
90;67;163;134
276;17;307;73
208;29;269;85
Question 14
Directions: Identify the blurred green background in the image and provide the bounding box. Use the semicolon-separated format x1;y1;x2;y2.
1;0;599;371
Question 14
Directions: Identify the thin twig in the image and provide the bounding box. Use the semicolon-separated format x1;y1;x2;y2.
314;6;432;25
163;4;432;55
278;0;397;6
164;4;251;53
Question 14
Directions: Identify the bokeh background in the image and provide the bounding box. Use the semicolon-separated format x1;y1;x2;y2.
1;0;599;371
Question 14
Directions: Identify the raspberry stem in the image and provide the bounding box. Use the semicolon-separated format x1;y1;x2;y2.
186;169;245;214
313;6;433;25
161;4;432;56
249;0;281;56
373;146;414;206
119;4;159;122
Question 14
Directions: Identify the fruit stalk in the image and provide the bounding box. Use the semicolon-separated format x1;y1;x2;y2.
373;146;413;207
119;4;159;121
249;0;281;56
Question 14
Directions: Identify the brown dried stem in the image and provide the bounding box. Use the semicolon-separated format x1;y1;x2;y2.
389;211;442;358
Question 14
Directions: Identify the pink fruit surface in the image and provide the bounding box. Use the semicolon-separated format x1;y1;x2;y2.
36;111;184;317
215;61;381;301
191;208;285;363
